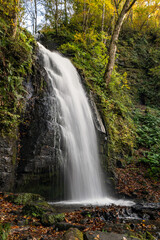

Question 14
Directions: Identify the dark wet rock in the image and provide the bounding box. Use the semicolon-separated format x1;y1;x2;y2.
102;222;129;234
5;193;45;205
79;218;89;225
84;231;137;240
0;135;17;192
132;203;160;220
41;212;65;226
21;236;33;240
132;203;160;211
15;54;64;201
87;203;160;223
62;228;83;240
56;222;86;231
103;210;117;221
17;220;28;226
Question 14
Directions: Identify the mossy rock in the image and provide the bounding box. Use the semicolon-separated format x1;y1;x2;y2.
41;212;65;226
22;200;55;218
62;228;83;240
5;193;45;205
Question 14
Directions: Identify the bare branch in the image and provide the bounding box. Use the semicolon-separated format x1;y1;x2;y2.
127;0;137;12
113;0;119;17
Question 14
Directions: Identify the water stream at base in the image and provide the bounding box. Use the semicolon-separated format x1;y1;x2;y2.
38;43;134;206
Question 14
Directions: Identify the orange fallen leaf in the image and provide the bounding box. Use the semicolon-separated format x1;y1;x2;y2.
11;226;19;229
83;228;90;232
65;218;69;222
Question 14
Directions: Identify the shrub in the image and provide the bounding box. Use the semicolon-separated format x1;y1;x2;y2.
134;108;160;178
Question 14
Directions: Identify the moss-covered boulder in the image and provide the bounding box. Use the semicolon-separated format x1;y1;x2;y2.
62;228;83;240
5;193;45;205
41;212;65;226
22;200;55;218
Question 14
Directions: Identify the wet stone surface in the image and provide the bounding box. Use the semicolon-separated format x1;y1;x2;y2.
84;231;138;240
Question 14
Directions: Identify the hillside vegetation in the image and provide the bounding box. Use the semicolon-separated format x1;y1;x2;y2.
0;0;35;137
0;0;160;199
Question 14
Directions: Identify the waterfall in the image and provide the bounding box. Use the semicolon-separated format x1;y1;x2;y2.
38;43;134;206
38;42;105;201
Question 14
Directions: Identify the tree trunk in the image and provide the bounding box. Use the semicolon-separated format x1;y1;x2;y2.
84;8;90;34
34;0;37;34
101;1;105;32
104;0;137;87
64;0;68;26
33;20;35;35
83;0;86;32
12;0;20;39
55;0;58;35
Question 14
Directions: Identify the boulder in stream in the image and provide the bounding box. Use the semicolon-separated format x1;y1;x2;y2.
4;192;45;205
84;231;139;240
41;212;65;226
62;228;83;240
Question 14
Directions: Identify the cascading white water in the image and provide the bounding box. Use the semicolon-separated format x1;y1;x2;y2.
38;43;134;206
38;42;105;201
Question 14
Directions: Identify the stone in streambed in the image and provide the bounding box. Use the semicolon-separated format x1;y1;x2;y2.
22;199;65;226
5;192;66;227
5;192;45;205
84;231;137;240
62;228;83;240
41;212;65;226
22;200;55;218
56;222;85;231
132;203;160;219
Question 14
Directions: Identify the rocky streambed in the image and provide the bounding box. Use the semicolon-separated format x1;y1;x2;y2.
0;193;159;240
53;202;160;240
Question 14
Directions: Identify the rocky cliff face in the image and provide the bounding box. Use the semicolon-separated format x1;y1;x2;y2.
0;44;109;200
15;50;64;200
0;136;17;191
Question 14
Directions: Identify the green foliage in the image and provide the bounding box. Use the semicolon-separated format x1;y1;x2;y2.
118;33;160;108
134;108;160;178
60;30;136;164
0;0;20;36
41;26;75;47
130;231;156;240
0;3;36;136
60;30;108;86
149;65;160;105
0;223;11;240
101;72;136;157
118;31;160;178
